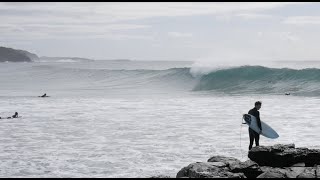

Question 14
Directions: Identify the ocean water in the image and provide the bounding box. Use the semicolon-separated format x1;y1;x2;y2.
0;60;320;177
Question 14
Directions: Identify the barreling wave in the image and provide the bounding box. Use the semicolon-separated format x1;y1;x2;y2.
35;65;320;96
192;65;320;96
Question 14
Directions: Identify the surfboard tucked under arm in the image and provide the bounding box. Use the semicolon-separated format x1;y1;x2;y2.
243;114;279;139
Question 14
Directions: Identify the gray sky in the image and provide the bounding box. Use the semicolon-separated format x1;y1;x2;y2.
1;2;320;61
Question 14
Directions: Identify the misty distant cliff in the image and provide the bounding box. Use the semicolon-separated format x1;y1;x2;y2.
17;49;39;61
40;56;95;62
0;47;39;62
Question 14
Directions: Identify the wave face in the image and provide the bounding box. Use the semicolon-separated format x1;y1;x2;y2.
0;62;196;97
193;66;320;96
1;61;320;97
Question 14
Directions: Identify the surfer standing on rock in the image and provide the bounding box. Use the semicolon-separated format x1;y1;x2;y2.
248;101;262;150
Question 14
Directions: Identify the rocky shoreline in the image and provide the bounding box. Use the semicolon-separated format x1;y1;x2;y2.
152;144;320;178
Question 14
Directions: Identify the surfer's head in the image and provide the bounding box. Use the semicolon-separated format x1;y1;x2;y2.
255;101;262;110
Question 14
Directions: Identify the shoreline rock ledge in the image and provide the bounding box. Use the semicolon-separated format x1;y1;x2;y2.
176;144;320;178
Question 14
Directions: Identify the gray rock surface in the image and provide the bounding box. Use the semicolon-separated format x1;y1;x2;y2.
176;144;320;178
176;162;246;178
248;144;320;167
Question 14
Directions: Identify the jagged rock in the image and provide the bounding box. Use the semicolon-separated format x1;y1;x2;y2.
260;166;306;178
305;149;320;166
257;171;286;178
207;155;241;165
291;162;305;167
176;162;246;178
296;167;316;178
229;160;263;178
288;167;308;178
177;144;320;178
149;175;172;178
316;165;320;178
248;144;320;167
208;156;263;178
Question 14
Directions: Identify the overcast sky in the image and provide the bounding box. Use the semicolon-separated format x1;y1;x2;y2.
1;2;320;61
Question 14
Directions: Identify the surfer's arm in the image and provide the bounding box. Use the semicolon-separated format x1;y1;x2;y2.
257;111;262;131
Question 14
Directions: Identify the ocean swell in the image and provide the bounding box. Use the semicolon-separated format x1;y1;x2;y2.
192;65;320;96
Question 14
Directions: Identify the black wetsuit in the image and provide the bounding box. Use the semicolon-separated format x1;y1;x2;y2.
248;107;262;150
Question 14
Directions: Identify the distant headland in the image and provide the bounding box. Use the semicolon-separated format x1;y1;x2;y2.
0;46;39;62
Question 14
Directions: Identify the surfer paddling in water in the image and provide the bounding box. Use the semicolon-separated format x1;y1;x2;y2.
248;101;262;150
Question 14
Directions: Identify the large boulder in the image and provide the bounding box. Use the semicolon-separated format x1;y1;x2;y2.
257;171;286;178
259;166;307;178
207;156;263;178
207;155;241;165
316;165;320;178
229;160;263;178
296;167;316;178
176;144;320;178
176;162;246;178
248;144;320;167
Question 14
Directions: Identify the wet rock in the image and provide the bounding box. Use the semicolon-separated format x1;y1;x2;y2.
316;165;320;178
287;167;307;178
305;149;320;166
260;166;306;178
257;171;286;178
229;160;263;178
177;144;320;178
207;155;241;165
296;167;316;178
248;144;320;167
291;162;305;167
149;175;172;178
176;162;246;178
208;156;262;178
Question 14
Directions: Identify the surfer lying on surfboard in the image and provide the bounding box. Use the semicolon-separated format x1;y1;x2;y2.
248;101;262;150
0;112;19;119
39;93;49;97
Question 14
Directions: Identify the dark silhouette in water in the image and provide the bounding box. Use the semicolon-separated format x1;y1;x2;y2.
39;93;49;97
0;112;19;119
285;93;290;95
12;112;18;118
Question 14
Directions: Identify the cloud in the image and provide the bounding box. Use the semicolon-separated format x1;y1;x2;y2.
0;2;306;41
235;13;274;20
0;2;305;24
168;32;193;38
0;3;311;26
283;16;320;25
281;32;300;42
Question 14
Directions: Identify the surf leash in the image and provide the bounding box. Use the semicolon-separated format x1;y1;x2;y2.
240;116;244;159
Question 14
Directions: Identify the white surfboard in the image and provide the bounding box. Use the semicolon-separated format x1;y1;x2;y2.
243;114;279;139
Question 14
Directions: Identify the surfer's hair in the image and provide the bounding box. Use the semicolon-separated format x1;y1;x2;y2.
255;101;262;106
